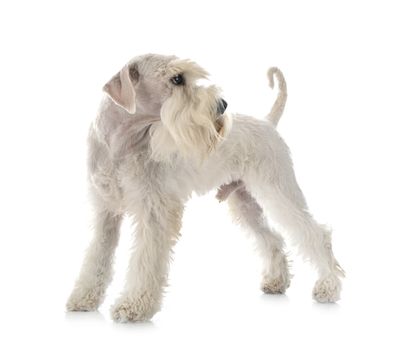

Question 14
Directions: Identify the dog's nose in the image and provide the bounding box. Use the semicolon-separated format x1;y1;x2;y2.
217;99;228;114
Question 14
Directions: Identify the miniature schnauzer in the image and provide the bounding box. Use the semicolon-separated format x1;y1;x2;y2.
66;54;344;322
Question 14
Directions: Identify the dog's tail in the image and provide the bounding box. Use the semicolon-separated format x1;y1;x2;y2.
266;67;287;127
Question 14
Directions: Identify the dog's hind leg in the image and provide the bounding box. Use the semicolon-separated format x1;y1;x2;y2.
66;208;123;311
247;164;345;302
227;185;291;294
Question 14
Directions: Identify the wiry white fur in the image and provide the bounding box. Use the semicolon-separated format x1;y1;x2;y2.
160;84;223;158
66;54;344;322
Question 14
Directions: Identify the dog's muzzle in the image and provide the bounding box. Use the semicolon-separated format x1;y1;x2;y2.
217;99;228;115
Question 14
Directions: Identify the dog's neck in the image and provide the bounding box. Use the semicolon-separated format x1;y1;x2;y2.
96;97;161;159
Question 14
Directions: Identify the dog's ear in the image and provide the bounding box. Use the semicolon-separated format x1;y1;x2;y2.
103;65;137;114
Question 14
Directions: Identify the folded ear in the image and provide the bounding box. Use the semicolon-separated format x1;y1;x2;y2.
103;65;137;114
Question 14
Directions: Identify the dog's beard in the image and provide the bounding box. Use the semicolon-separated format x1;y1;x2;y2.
150;86;223;161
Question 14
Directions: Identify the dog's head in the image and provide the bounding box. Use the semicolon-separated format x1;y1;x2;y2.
103;54;231;160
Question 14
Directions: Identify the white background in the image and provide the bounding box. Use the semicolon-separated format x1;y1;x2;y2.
1;0;397;349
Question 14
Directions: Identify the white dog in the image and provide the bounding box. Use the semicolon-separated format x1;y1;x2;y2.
66;54;344;322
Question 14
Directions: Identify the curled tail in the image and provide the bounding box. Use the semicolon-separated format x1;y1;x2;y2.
266;67;287;127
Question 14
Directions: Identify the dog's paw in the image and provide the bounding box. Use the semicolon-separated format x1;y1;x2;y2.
261;274;290;294
261;257;291;294
111;294;158;323
312;275;341;303
66;287;103;312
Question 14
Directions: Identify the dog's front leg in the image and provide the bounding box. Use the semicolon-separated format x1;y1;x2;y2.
111;196;183;322
66;209;123;311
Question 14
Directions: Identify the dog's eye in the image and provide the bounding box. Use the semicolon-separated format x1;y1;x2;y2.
170;74;184;86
